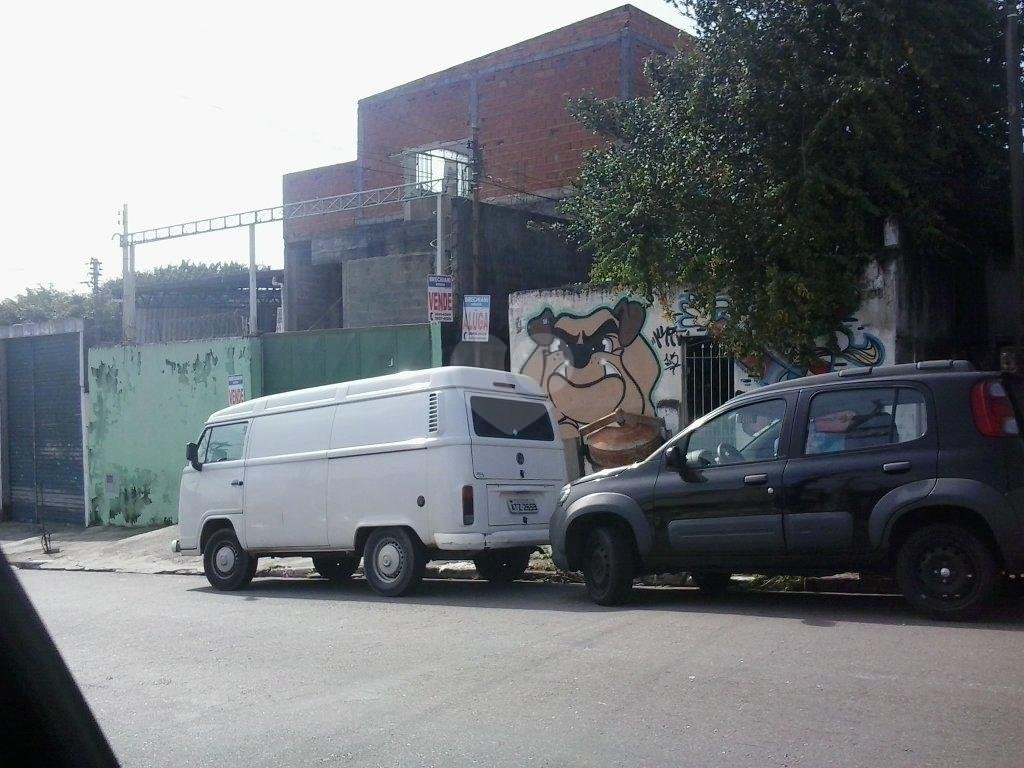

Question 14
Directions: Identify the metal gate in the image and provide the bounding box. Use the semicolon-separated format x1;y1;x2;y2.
684;338;736;422
5;334;85;525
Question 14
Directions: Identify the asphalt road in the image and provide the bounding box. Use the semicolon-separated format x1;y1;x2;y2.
16;570;1024;768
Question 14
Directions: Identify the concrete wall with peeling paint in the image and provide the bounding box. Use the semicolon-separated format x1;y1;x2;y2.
87;338;260;526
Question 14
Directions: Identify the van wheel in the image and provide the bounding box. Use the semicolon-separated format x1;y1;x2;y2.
473;548;532;583
364;528;426;597
582;526;634;606
896;523;998;620
313;555;360;582
691;572;732;595
203;528;254;591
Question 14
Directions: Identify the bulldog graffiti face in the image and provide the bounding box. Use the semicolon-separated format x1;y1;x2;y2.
520;299;660;436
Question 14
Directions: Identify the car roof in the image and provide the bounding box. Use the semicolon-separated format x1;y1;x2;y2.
749;360;979;395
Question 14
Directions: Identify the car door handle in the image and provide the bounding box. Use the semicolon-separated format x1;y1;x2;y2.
743;474;768;486
882;461;911;474
230;480;244;486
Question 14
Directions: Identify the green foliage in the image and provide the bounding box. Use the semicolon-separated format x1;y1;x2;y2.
562;0;1013;364
0;260;262;336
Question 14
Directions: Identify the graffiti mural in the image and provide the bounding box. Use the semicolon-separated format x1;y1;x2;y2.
510;262;896;437
519;299;661;437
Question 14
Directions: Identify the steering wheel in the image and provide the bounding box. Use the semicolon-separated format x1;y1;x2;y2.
716;442;743;464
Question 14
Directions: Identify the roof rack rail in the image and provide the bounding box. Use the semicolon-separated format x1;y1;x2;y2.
837;367;873;378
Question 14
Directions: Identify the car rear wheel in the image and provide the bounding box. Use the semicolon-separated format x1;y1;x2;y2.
690;572;732;595
203;528;255;591
473;548;532;583
896;523;998;620
313;554;360;582
363;528;426;597
582;526;634;605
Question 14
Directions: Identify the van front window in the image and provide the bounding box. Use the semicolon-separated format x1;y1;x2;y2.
470;397;554;441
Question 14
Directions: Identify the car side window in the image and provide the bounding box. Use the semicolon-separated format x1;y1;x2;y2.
204;423;248;463
804;387;927;456
685;399;787;467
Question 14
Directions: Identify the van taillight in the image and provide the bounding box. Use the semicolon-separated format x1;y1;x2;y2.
462;485;474;526
971;380;1020;437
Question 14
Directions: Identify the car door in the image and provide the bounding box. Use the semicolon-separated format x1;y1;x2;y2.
185;421;248;529
781;383;937;556
653;395;794;558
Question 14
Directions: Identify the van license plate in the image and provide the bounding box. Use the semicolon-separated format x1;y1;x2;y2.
506;497;539;515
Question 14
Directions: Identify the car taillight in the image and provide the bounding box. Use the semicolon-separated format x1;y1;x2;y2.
971;380;1020;437
462;485;474;526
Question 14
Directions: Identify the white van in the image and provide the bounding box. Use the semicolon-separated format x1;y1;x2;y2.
172;366;566;596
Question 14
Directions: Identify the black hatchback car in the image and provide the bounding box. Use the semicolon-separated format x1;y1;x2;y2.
549;360;1024;619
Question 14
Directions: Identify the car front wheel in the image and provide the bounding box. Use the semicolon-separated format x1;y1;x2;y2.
203;528;255;591
896;523;998;620
582;526;634;606
363;528;426;597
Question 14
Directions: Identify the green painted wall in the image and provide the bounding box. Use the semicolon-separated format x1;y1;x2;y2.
87;338;261;526
261;323;440;395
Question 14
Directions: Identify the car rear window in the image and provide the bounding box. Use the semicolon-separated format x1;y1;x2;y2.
470;396;554;441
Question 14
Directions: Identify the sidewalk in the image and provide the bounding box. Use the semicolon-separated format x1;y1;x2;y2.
1;521;893;593
0;522;551;581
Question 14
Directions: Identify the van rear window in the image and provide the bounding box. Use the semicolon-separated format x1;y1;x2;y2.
470;397;554;441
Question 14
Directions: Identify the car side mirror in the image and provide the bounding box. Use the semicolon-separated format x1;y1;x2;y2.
664;444;683;470
185;442;202;472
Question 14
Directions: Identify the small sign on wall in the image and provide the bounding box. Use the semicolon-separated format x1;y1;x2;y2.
227;374;245;405
462;295;491;342
427;275;454;322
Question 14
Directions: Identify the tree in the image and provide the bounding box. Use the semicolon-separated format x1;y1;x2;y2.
0;261;263;338
562;0;1014;365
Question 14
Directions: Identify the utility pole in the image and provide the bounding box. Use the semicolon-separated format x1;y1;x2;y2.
120;204;136;344
1007;4;1024;358
84;258;102;295
248;223;258;335
470;123;482;367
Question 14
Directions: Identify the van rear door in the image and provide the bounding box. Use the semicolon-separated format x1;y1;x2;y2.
465;394;565;527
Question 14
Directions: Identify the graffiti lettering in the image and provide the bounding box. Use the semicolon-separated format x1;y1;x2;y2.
650;325;680;350
663;352;681;375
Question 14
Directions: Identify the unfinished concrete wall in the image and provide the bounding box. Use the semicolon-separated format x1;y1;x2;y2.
87;338;261;526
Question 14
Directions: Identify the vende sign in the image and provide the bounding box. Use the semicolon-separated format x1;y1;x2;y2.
462;295;490;342
427;275;454;322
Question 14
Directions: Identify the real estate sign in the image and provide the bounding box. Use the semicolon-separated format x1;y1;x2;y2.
462;294;490;342
427;275;454;322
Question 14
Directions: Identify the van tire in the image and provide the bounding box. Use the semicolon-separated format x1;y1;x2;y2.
896;523;998;620
582;526;634;606
363;528;426;597
313;555;360;582
473;548;532;583
203;528;254;591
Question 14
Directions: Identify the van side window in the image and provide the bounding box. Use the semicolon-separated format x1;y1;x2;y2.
805;387;927;455
470;397;554;441
205;423;248;463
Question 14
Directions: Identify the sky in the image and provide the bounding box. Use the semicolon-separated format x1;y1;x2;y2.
1;0;692;300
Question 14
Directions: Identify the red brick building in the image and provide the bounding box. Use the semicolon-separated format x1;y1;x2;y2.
282;5;683;354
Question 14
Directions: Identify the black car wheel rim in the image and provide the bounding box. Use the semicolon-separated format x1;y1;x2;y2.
916;544;976;602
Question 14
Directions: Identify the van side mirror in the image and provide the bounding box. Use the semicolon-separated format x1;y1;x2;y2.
185;442;202;472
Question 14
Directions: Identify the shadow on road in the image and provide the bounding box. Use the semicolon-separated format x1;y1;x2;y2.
190;576;1024;630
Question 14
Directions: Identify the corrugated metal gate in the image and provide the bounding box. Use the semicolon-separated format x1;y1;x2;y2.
5;334;85;524
685;338;736;421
